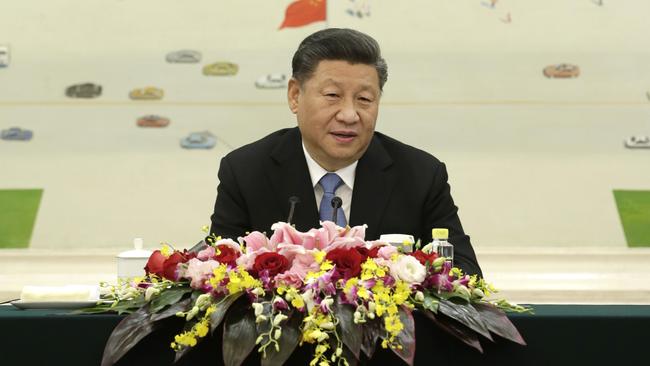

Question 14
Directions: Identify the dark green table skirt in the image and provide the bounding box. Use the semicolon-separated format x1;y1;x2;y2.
1;304;648;366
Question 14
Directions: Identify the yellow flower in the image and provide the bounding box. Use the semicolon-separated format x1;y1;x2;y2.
161;244;173;258
195;321;209;337
313;250;326;264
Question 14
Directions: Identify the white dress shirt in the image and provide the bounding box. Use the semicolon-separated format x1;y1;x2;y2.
302;143;357;223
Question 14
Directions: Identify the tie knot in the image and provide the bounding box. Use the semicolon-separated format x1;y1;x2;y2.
319;173;344;194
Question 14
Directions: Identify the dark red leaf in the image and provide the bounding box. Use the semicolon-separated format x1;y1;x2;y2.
387;306;416;366
101;306;159;366
333;299;362;361
210;293;244;334
420;310;483;353
360;319;382;359
438;298;493;341
474;303;527;345
151;298;192;322
222;300;258;366
260;310;304;366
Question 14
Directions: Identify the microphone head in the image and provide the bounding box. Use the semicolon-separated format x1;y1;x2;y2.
288;196;300;204
331;196;343;208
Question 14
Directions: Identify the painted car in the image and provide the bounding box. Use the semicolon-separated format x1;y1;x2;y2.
180;131;216;149
129;87;164;100
543;64;580;78
625;135;650;149
0;45;9;67
137;115;170;127
1;127;33;141
202;62;238;76
66;83;102;98
166;50;202;63
255;73;288;89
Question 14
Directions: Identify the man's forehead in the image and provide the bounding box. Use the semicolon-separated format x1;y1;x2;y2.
308;60;380;90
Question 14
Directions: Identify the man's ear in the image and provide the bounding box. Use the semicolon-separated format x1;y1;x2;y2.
287;78;300;114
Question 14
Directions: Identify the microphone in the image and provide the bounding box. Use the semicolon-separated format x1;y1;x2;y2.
330;196;342;224
287;196;300;224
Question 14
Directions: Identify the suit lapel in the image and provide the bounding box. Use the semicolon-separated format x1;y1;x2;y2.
266;128;320;231
350;134;396;240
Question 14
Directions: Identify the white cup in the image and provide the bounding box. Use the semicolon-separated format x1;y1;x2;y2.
379;234;415;253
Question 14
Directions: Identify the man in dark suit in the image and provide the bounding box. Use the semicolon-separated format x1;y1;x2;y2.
209;28;482;276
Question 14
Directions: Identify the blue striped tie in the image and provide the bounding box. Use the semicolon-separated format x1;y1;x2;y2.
318;173;346;227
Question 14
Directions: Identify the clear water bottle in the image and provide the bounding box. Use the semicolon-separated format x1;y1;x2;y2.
432;228;453;265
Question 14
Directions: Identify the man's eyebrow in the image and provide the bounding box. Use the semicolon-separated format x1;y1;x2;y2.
319;78;378;94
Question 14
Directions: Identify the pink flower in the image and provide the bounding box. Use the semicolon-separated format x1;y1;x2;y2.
344;224;367;240
277;243;306;263
377;245;398;259
270;222;303;245
236;248;270;270
290;252;320;275
184;258;220;289
272;252;319;288
196;246;216;261
240;231;275;253
324;236;366;252
274;271;303;288
320;221;342;240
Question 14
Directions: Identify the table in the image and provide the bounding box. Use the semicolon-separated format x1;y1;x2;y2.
0;304;647;365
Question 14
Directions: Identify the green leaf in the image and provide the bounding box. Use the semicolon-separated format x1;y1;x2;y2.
210;292;244;334
75;303;116;314
474;303;526;345
438;298;492;341
422;292;439;313
436;289;471;303
333;299;362;361
386;306;416;366
260;310;304;366
360;319;382;359
420;310;483;353
100;306;159;366
150;286;192;313
222;298;258;366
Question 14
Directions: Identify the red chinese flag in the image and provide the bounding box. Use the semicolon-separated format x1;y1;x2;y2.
279;0;327;29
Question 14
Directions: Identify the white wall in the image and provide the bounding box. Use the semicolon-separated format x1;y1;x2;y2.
1;0;649;249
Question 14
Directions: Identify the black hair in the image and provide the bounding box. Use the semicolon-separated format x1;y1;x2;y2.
291;28;388;90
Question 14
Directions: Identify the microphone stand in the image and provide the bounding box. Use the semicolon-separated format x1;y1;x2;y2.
330;196;342;224
287;196;300;224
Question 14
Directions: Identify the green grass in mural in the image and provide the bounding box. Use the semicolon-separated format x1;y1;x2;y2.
0;189;43;248
613;190;650;247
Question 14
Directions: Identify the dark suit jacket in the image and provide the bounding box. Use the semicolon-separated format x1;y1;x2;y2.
210;127;482;276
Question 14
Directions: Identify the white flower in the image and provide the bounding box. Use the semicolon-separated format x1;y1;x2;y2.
144;286;159;302
252;302;264;316
415;291;425;302
389;255;426;284
272;313;288;326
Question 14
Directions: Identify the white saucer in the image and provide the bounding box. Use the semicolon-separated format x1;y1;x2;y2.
10;300;100;310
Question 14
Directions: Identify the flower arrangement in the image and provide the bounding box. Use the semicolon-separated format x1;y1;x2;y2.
92;222;528;366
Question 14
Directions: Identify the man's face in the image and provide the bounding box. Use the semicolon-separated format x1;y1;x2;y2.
288;60;381;171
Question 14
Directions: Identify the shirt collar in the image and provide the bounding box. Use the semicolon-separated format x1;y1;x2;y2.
302;143;357;189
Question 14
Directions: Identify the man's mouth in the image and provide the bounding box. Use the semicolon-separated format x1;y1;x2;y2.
331;131;357;140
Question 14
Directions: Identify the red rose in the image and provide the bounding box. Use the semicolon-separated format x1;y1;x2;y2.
144;250;165;276
411;250;438;266
162;252;188;280
326;248;364;279
215;244;240;266
253;252;289;277
145;249;195;280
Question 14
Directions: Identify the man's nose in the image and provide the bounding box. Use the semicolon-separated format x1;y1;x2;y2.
335;99;360;124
